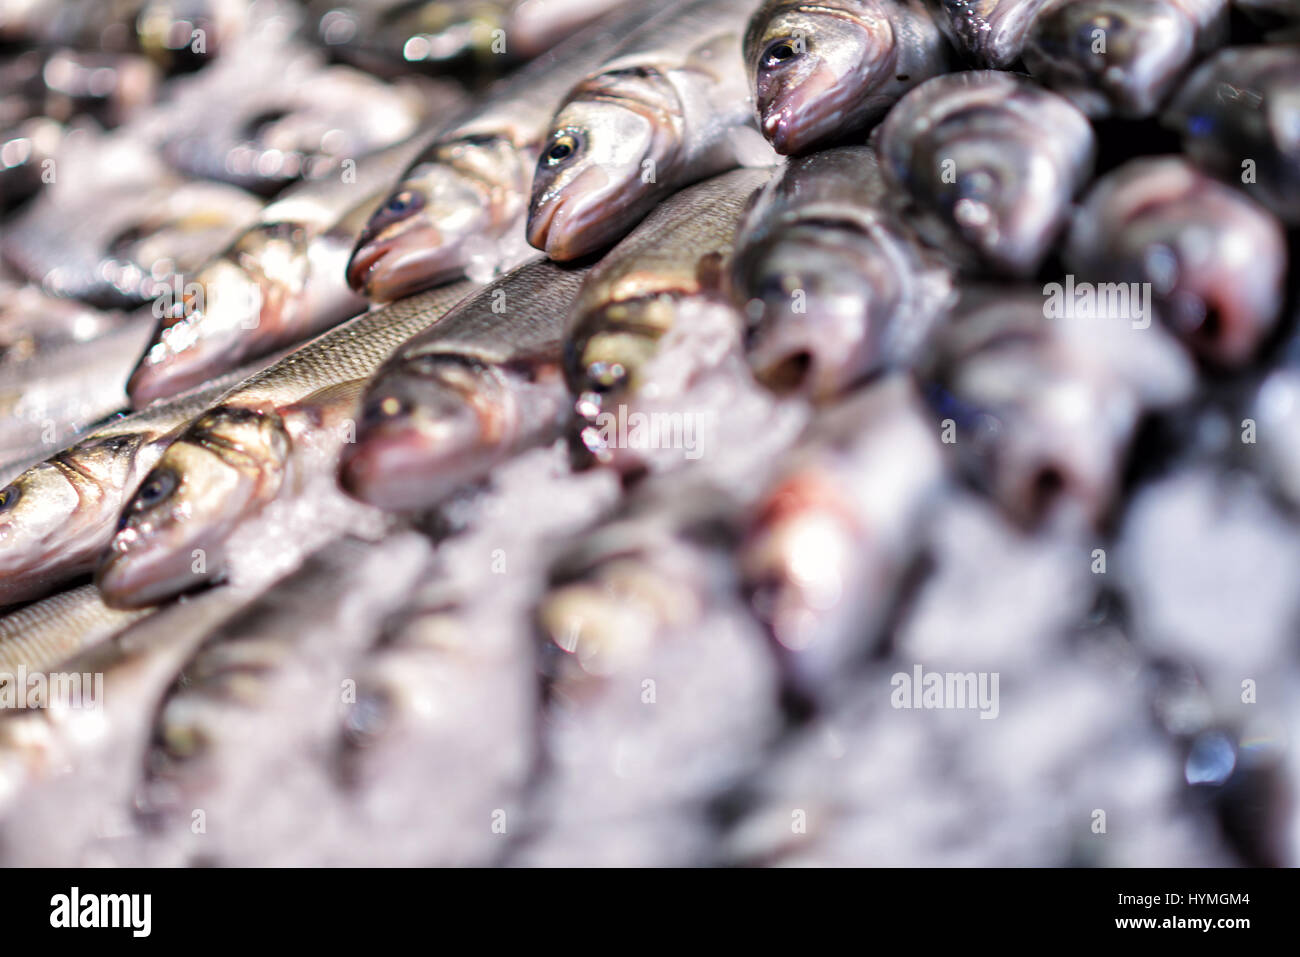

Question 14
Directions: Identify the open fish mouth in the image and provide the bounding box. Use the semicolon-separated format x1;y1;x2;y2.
347;222;452;301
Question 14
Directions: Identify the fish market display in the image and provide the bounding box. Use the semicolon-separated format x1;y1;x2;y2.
1;0;1299;873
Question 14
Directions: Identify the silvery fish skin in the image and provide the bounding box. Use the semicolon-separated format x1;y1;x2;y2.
921;0;1054;67
341;256;587;511
564;168;769;407
739;376;947;692
136;0;254;71
0;368;254;608
744;0;951;155
1;136;264;309
0;117;65;212
126;136;436;407
921;285;1195;530
527;0;773;261
1164;45;1300;224
1023;0;1228;118
346;3;658;301
97;282;477;609
1064;157;1288;367
1;48;160;129
873;71;1096;276
731;145;954;400
0;281;132;370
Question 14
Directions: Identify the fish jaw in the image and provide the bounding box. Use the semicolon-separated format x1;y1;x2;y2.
0;464;90;607
97;407;291;608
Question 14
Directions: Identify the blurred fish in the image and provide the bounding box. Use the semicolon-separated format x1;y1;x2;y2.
1023;0;1228;118
98;282;477;608
0;117;65;212
0;365;260;608
14;0;148;50
346;2;657;300
527;0;774;261
921;0;1054;67
1164;44;1300;224
872;71;1096;276
744;0;951;155
127;136;436;406
1250;362;1300;511
341;256;586;511
1065;156;1287;367
0;281;132;370
2;135;264;308
731;145;954;400
1;48;160;129
135;0;254;71
739;376;947;692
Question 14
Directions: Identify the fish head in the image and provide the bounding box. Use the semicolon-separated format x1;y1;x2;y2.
563;296;675;403
527;70;682;261
97;406;290;608
745;0;896;154
1025;0;1194;117
340;354;499;511
348;135;524;300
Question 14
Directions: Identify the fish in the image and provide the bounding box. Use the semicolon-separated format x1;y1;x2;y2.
1;48;160;129
1064;156;1288;367
739;375;947;693
2;134;264;308
730;145;955;400
97;281;478;609
126;135;439;407
135;0;255;71
921;0;1055;67
0;281;133;370
0;117;66;212
919;284;1195;530
346;2;659;301
744;0;952;155
526;0;775;262
1022;0;1229;118
872;71;1097;276
0;363;263;609
1164;44;1300;224
340;255;588;511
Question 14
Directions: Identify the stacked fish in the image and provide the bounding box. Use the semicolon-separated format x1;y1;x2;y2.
0;0;1298;866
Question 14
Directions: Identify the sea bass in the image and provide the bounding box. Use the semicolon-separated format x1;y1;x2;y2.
346;2;660;301
526;0;775;261
921;0;1054;67
744;0;951;155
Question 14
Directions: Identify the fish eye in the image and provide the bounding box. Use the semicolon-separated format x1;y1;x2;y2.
384;190;421;216
763;37;803;68
134;470;178;510
0;485;18;511
545;132;579;165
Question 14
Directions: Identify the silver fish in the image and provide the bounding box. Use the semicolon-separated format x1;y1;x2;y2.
126;135;440;406
744;0;952;155
1;48;160;129
1023;0;1229;118
0;281;132;370
527;0;774;261
135;0;255;71
0;117;65;212
1164;44;1300;224
1064;156;1288;367
341;256;588;511
345;2;658;300
872;71;1096;276
98;282;477;608
921;0;1054;67
731;145;954;400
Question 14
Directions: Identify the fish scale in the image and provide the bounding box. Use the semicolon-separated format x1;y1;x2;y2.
0;585;150;684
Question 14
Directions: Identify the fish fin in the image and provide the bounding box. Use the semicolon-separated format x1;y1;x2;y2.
281;378;369;438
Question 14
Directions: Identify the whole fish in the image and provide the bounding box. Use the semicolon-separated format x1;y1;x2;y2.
0;281;133;370
920;285;1195;529
345;3;658;301
2;135;264;309
872;71;1096;276
0;364;262;608
97;282;477;609
731;145;954;400
921;0;1054;67
1022;0;1228;118
126;135;440;407
744;0;951;155
526;0;775;262
1064;157;1288;367
739;376;947;693
341;256;589;511
1164;45;1300;224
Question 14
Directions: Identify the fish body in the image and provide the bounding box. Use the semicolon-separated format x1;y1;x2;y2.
745;0;952;155
0;281;132;370
526;0;774;261
347;2;659;300
0;117;66;212
1164;44;1300;224
1064;156;1288;367
341;255;589;511
872;71;1096;276
127;136;435;406
98;282;478;608
922;0;1054;67
731;145;954;400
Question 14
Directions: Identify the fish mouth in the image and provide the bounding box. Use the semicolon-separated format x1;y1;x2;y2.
340;421;478;512
758;63;851;156
527;165;625;261
346;222;457;301
96;538;201;610
127;352;217;409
